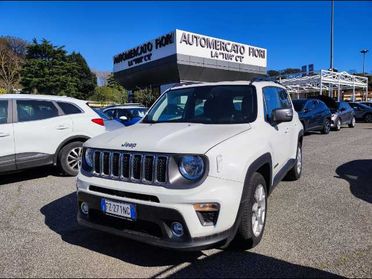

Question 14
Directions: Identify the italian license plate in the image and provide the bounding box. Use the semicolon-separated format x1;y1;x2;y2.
100;198;136;220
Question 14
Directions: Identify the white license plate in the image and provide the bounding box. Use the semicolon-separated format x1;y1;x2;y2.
100;199;136;220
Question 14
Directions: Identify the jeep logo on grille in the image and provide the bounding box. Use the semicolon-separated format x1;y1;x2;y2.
122;142;137;149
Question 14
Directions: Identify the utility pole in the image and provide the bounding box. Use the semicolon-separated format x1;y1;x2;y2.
330;0;334;71
361;49;368;75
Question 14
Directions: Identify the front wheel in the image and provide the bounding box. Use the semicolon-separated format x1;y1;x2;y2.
321;118;331;134
285;143;302;181
333;118;341;131
58;141;83;176
236;172;267;249
348;117;356;128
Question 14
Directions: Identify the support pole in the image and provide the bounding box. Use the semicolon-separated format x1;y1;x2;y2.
352;83;355;102
330;0;334;71
366;86;368;101
338;78;341;101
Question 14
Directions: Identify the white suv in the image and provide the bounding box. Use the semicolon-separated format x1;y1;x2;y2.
0;94;111;176
77;81;304;250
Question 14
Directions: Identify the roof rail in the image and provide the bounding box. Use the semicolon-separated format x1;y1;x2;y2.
170;81;205;89
249;76;282;85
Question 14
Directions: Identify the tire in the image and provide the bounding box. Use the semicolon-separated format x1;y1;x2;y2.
236;172;267;249
321;118;331;134
285;143;303;181
364;114;372;123
333;118;341;131
348;117;356;128
58;141;83;176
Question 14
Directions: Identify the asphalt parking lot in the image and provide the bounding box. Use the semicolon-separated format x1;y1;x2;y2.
0;124;371;278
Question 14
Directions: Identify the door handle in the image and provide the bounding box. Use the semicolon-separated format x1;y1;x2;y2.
56;125;69;130
0;132;10;137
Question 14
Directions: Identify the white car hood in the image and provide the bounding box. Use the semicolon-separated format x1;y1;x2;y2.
85;122;251;154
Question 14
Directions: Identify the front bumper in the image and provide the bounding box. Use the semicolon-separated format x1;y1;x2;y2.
77;191;233;250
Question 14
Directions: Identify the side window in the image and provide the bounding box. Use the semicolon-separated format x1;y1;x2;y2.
277;88;292;109
57;102;82;115
263;87;281;122
17;100;59;122
343;103;351;110
0;100;8;124
104;109;116;119
194;99;206;117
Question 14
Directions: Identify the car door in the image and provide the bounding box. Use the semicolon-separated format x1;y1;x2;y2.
0;99;16;172
13;99;73;169
263;87;293;174
343;103;353;122
312;100;323;128
349;103;359;118
338;102;345;123
305;100;317;130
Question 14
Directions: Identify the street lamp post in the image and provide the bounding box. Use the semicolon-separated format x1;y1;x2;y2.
330;0;334;71
360;49;368;75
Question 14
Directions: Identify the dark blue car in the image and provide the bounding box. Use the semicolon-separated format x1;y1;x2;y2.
102;105;147;126
292;99;332;134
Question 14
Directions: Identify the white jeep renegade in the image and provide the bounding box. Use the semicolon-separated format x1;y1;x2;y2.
77;81;304;250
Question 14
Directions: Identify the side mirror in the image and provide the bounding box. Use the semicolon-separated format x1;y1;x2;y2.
272;108;293;124
119;116;128;121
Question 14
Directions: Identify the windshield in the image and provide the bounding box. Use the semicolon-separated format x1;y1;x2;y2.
357;103;371;110
143;85;257;124
292;100;306;112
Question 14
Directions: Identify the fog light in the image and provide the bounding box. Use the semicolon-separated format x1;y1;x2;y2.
171;222;184;237
80;202;89;215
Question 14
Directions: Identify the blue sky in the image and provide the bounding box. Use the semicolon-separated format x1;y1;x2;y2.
1;1;371;73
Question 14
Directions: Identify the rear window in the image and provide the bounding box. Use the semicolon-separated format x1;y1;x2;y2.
57;102;82;115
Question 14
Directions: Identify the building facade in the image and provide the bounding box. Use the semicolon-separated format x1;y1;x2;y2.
113;29;267;95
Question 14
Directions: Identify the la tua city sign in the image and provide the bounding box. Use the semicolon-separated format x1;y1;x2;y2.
113;30;267;72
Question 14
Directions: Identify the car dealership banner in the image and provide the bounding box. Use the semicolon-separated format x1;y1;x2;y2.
113;30;267;72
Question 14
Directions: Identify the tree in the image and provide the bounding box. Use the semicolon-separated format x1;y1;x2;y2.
0;36;27;92
68;52;97;99
134;86;160;107
267;70;280;77
91;73;128;104
21;39;96;99
107;74;123;91
282;68;301;75
90;86;128;104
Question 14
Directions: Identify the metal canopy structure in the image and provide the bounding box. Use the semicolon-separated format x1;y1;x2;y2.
280;70;368;101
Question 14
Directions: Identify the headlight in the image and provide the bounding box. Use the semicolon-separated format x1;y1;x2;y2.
178;155;205;180
84;148;94;168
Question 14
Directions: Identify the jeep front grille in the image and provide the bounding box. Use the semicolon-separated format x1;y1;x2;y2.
92;150;169;185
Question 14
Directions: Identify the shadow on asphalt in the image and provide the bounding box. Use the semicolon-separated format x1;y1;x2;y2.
41;193;343;278
0;166;65;186
336;160;372;203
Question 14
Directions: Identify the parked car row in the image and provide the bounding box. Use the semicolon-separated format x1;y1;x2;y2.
292;96;372;135
0;94;148;176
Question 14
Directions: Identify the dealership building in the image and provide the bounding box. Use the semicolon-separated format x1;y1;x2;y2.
113;29;267;95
